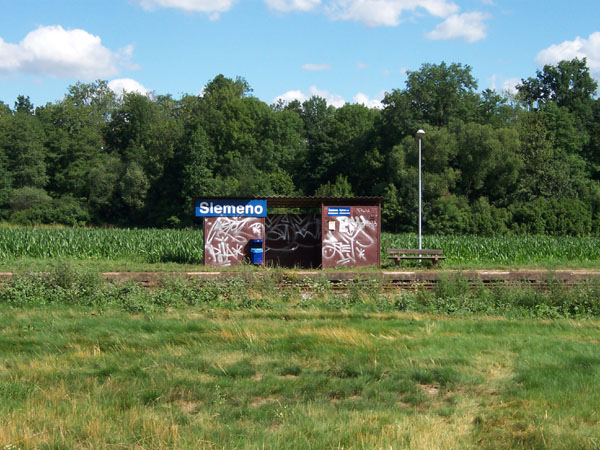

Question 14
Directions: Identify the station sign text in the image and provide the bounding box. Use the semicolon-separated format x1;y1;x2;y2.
195;199;267;217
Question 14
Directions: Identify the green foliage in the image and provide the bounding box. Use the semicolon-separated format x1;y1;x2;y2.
9;194;90;226
9;186;52;211
119;161;149;210
404;61;479;126
381;232;600;266
1;100;48;189
1;262;600;320
510;198;593;235
0;64;598;236
314;174;354;197
1;228;599;268
517;57;597;114
0;228;204;263
1;305;599;448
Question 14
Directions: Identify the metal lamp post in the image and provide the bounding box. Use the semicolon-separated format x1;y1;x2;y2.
416;129;425;251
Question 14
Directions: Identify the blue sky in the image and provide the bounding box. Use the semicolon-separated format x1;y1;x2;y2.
1;0;599;108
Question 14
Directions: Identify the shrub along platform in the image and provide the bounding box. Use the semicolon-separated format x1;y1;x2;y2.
1;270;598;289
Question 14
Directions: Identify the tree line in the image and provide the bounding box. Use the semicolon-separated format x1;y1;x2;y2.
0;59;599;235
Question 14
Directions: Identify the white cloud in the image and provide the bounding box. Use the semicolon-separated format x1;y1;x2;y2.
302;63;332;71
265;0;321;12
0;39;22;72
275;86;385;108
265;0;492;45
274;89;307;104
117;44;141;70
426;12;489;42
0;25;128;80
274;86;345;107
308;86;346;107
352;92;384;109
356;61;368;69
502;78;520;95
489;74;519;94
137;0;235;18
327;0;459;27
536;32;600;77
108;78;151;96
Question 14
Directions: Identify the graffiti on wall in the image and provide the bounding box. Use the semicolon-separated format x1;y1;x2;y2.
266;214;321;252
204;217;264;266
204;208;379;268
265;214;321;268
322;214;378;267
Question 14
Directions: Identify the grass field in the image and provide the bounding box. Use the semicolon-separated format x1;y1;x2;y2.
1;265;600;448
1;305;599;449
0;227;599;271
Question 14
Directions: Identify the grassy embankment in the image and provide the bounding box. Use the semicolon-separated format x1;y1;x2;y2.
0;227;599;271
1;307;599;448
1;265;600;448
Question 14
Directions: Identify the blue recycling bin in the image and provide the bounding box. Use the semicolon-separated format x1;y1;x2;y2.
250;239;263;265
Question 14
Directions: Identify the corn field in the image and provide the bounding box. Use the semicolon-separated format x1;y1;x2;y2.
382;233;600;266
0;228;204;264
0;228;599;266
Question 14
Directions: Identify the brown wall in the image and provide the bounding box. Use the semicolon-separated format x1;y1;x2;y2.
321;205;380;268
203;205;381;268
203;217;265;267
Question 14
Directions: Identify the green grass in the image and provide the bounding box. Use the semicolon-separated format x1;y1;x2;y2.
1;265;600;448
2;264;600;318
1;305;599;449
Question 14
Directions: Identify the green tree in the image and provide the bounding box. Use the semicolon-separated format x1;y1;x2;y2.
86;155;122;222
1;97;48;189
326;104;380;194
299;96;336;193
378;89;419;153
0;102;14;216
314;174;354;197
517;58;597;116
477;89;519;127
452;122;522;204
119;162;149;211
404;62;479;127
518;58;599;181
515;111;586;201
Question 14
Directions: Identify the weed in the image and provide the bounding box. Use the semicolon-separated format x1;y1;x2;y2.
1;262;599;320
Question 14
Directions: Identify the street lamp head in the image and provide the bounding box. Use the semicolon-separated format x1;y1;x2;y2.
416;129;426;138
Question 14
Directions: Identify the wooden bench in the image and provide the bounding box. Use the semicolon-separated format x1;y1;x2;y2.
387;248;445;265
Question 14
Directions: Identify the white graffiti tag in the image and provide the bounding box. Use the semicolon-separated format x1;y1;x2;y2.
266;214;321;253
322;216;376;266
205;217;264;266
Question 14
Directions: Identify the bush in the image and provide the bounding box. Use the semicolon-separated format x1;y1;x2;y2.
9;186;52;212
1;265;599;319
10;194;90;226
510;198;593;236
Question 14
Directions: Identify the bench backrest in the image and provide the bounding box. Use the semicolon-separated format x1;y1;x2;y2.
387;248;444;255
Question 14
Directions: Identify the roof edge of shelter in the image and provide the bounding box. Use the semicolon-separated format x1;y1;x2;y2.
194;196;383;208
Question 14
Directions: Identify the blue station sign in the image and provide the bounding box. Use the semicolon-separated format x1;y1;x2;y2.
327;207;352;217
195;199;267;217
